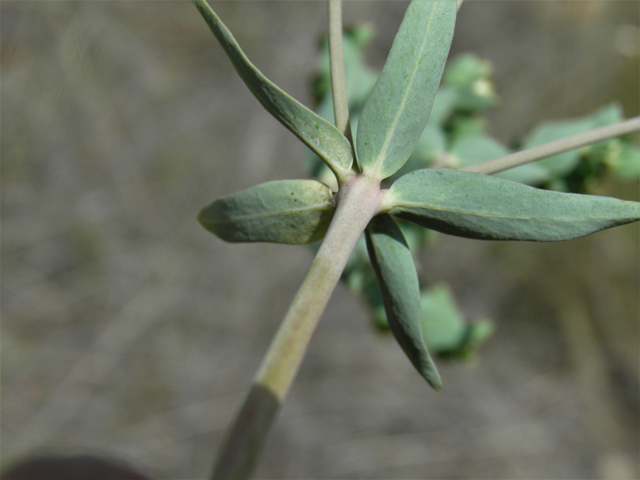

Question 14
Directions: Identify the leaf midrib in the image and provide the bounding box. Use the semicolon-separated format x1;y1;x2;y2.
211;203;333;225
393;201;632;223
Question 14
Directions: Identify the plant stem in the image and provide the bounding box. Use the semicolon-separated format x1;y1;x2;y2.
461;116;640;175
254;176;380;397
211;4;375;477
211;175;381;479
328;0;348;134
328;0;356;157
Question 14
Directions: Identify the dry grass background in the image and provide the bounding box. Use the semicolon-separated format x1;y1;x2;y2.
1;1;639;479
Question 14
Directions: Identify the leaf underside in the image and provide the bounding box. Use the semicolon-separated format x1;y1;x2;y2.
387;169;640;241
357;0;457;180
198;180;335;245
366;214;442;390
192;0;353;179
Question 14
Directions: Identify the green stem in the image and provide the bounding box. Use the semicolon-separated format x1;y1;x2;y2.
461;116;640;175
328;0;356;164
254;176;381;397
211;175;381;480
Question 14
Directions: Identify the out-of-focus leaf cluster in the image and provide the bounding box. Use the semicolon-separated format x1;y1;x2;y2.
306;26;639;361
453;103;640;191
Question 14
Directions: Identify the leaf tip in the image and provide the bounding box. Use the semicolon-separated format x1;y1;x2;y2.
422;360;443;391
196;205;215;234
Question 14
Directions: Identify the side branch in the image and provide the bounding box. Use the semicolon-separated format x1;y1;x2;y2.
328;0;354;146
461;117;640;176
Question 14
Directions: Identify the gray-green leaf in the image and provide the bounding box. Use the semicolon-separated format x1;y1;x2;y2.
198;180;335;245
365;214;442;390
192;0;353;179
386;169;640;241
356;0;456;180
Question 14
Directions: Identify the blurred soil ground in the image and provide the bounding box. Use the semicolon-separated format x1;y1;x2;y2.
1;1;638;479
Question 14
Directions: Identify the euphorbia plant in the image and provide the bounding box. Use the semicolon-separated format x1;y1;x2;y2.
191;0;640;477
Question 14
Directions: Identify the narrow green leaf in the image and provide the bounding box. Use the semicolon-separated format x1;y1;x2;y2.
198;180;335;245
356;0;456;180
365;214;442;390
192;0;353;180
386;169;640;241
